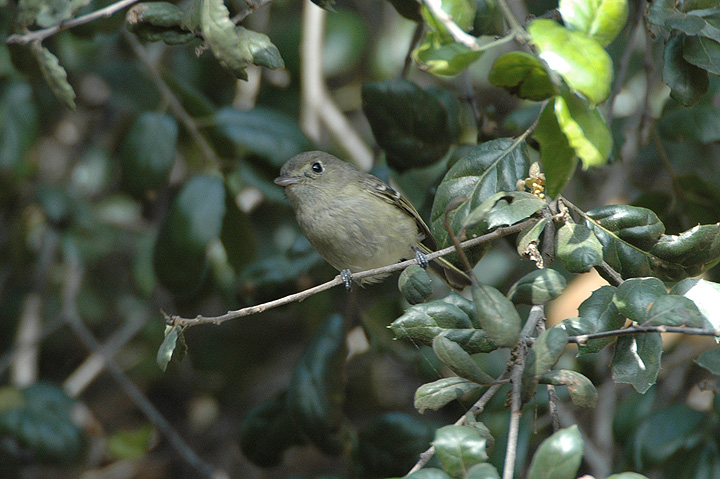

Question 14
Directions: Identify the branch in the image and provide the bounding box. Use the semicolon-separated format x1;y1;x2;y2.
569;325;720;344
166;218;537;328
6;0;141;44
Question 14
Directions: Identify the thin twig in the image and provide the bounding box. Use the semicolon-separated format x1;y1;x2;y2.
401;22;425;79
569;325;720;344
7;0;141;44
166;218;537;328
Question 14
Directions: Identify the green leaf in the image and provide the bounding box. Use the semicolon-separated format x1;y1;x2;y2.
30;44;76;110
540;369;598;408
361;79;454;171
432;335;496;384
433;425;488;477
431;138;531;266
613;277;668;324
659;103;720;144
461;191;546;233
507;269;567;305
236;26;284;70
648;0;706;33
683;35;720;76
634;404;706;466
489;52;556;101
516;217;550;258
663;34;709;106
401;469;454;479
387;0;422;22
391;297;475;344
0;82;38;172
575;285;625;354
239;390;304;467
153;174;226;295
157;325;179;371
414;377;483;413
527;426;584;479
607;473;650;479
310;0;335;11
588;205;665;250
695;348;720;375
553;92;612;169
530;328;569;377
559;0;629;46
120;112;178;198
357;412;435;478
611;333;662;394
413;31;484;77
533;100;578;197
18;0;90;27
644;294;705;327
555;223;603;273
420;0;477;37
399;264;434;305
649;224;720;279
472;282;521;347
528;19;613;105
107;425;154;460
466;463;501;479
286;314;349;455
125;2;196;44
670;278;720;330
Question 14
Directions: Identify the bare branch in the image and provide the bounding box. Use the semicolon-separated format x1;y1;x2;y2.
569;325;720;344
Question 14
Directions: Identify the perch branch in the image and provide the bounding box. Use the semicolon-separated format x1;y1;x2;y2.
569;325;720;344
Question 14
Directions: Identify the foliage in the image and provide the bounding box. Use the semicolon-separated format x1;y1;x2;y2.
2;0;720;478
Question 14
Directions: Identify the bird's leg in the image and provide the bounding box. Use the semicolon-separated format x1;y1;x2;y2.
413;248;429;270
340;269;353;291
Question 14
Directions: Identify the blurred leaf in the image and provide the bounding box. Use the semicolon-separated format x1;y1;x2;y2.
399;469;454;479
553;92;612;169
663;34;709;106
613;277;668;324
558;0;629;46
611;333;662;394
540;369;598;408
474;0;504;36
324;9;367;77
236;26;284;70
18;0;90;27
433;425;488;477
287;314;349;455
528;19;613;105
533;100;578;197
466;463;501;479
239;390;304;467
125;2;196;44
555;223;603;273
361;79;455;171
153;174;226;295
310;0;335;11
220;188;256;271
507;269;567;305
644;294;705;327
420;0;477;37
660;103;720;143
472;283;521;348
634;404;706;466
670;278;720;330
695;348;720;375
606;474;648;479
413;31;483;77
157;325;179;371
414;377;482;413
356;412;435;477
433;335;496;384
648;0;706;33
30;44;76;110
0;82;38;173
489;52;556;101
120;111;178;198
527;426;584;479
431;138;531;266
107;425;154;460
387;0;422;21
683;35;720;76
613;387;656;443
574;285;625;354
399;264;434;305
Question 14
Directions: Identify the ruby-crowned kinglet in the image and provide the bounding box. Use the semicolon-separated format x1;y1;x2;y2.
274;151;471;290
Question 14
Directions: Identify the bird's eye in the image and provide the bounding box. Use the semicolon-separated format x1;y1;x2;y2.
311;162;323;173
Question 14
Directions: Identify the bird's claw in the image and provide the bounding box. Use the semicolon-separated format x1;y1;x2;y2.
340;269;353;291
414;250;429;270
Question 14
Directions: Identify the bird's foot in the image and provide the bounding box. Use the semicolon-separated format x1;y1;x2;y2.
414;250;429;270
340;269;353;291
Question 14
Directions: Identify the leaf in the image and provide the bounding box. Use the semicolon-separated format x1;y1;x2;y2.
528;19;613;105
461;191;546;233
157;325;179;371
530;328;569;377
555;223;603;273
415;377;482;413
553;92;612;169
361;79;454;171
611;333;662;394
433;425;488;477
683;35;720;76
659;103;720;144
559;0;629;47
527;426;584;479
644;294;705;327
588;205;665;250
533;100;578;197
663;34;709;106
391;297;475;344
613;277;668;324
649;224;720;279
695;348;720;375
401;469;454;479
541;369;598;408
472;282;521;347
399;264;434;305
125;2;196;45
420;0;477;37
670;278;720;330
432;335;496;384
507;269;567;305
236;26;284;70
516;217;550;257
120;112;178;198
575;285;625;354
0;82;38;172
286;314;349;455
107;425;154;460
413;31;483;77
606;473;650;479
431;138;531;266
634;404;706;466
489;52;557;101
648;0;706;34
466;463;501;479
30;44;76;110
387;0;422;22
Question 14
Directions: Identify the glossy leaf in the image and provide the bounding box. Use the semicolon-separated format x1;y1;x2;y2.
555;222;603;273
644;294;705;327
541;369;598;408
414;377;482;413
391;297;475;344
399;264;433;305
433;335;496;384
31;44;76;110
530;328;569;377
634;404;706;466
553;92;612;169
528;19;613;105
613;277;668;324
431;138;531;266
575;285;625;354
695;348;720;375
361;79;454;171
663;34;709;106
558;0;629;47
507;268;567;305
533;99;578;197
611;333;662;394
588;205;665;250
472;283;521;347
683;35;720;76
413;31;483;77
461;191;545;233
286;314;349;455
650;224;720;279
120;111;178;198
433;425;488;477
527;426;584;479
0;83;38;171
670;278;720;330
125;2;196;45
488;52;556;100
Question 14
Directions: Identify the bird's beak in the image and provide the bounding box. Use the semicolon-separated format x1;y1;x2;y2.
274;176;299;187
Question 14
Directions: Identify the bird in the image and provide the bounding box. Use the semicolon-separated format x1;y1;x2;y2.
274;151;471;290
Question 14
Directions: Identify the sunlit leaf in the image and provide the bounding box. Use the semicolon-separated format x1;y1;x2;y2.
489;52;557;100
415;377;482;413
559;0;629;46
527;426;584;479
